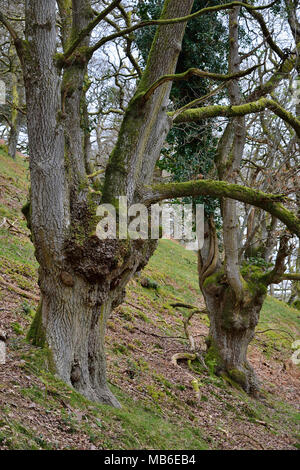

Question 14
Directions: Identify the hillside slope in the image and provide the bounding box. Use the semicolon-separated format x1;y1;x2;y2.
0;144;299;450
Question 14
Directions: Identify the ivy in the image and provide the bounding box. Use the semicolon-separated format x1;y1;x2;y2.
135;0;228;217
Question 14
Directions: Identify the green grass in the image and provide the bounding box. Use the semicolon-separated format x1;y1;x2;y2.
261;295;300;328
255;296;300;357
146;239;200;305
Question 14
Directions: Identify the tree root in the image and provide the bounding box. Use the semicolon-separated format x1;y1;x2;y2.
0;217;28;236
170;352;202;398
171;352;196;367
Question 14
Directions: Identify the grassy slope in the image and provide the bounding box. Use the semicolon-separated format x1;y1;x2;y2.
0;144;299;450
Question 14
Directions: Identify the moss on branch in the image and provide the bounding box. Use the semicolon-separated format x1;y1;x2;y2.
171;98;300;138
142;180;300;237
60;0;121;64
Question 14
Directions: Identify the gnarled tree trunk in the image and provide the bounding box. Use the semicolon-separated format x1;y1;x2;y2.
198;214;293;396
21;0;194;406
198;219;266;396
196;8;261;396
28;237;155;406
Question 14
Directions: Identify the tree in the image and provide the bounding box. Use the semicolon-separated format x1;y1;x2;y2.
139;2;300;394
0;0;26;158
1;0;299;406
194;5;300;394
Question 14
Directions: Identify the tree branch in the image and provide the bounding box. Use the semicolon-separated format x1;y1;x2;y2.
0;12;24;62
262;233;293;285
141;180;300;237
280;273;300;281
246;6;285;59
143;64;260;102
171;97;300;138
86;1;278;57
0;12;20;42
62;0;122;63
246;41;300;101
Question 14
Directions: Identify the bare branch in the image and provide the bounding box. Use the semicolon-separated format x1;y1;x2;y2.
143;65;260;102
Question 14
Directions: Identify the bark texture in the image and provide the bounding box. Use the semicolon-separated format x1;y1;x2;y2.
198;219;266;396
22;0;193;406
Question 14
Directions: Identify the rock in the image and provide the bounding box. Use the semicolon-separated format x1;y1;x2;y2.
0;341;6;365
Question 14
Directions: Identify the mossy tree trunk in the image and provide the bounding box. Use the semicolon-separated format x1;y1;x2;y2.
18;0;194;406
198;218;293;396
28;264;134;406
197;9;294;396
201;8;261;395
288;195;300;310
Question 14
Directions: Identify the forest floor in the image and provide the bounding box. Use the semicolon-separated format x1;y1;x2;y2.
0;144;299;450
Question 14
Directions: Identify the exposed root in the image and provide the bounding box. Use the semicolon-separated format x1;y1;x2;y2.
170;352;201;398
171;352;197;367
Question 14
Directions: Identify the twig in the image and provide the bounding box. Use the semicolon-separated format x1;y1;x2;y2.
5;219;28;236
256;328;295;341
124;301;146;312
0;275;40;302
131;325;185;341
171;302;208;314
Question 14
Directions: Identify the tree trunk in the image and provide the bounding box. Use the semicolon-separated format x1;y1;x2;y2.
198;7;263;395
20;0;194;407
27;233;157;406
198;219;266;396
8;122;19;159
7;41;20;159
29;268;124;406
203;280;264;396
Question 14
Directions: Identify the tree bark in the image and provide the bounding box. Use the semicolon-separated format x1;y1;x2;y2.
7;42;20;159
8;122;19;160
22;0;193;407
198;219;265;396
29;266;128;407
204;293;262;396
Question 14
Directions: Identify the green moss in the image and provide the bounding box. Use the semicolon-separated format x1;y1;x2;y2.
292;299;300;311
153;373;173;390
240;263;268;297
27;302;46;348
205;337;223;375
146;384;166;404
119;306;135;322
12;322;24;336
202;269;224;289
228;368;247;389
113;343;129;356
